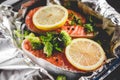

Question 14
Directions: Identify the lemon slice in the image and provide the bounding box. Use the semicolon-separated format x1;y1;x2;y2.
33;5;68;31
65;38;106;71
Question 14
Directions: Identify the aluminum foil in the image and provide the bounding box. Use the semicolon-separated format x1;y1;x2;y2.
0;67;53;80
81;0;120;25
0;0;120;80
0;4;54;80
80;0;120;57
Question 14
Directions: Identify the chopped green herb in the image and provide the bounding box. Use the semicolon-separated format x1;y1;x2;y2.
68;13;82;26
25;33;43;50
89;15;93;23
68;13;73;18
23;31;71;57
73;16;76;21
53;42;63;52
70;20;75;25
43;42;53;57
64;1;71;9
24;31;30;37
14;30;30;39
52;37;63;52
77;19;81;25
56;75;66;80
14;30;22;38
40;32;54;42
84;23;94;33
60;30;72;46
39;31;71;57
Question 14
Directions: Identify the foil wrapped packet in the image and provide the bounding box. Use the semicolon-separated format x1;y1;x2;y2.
0;0;120;80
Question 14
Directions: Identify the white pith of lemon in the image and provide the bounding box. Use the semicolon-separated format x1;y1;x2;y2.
65;38;106;71
33;5;68;31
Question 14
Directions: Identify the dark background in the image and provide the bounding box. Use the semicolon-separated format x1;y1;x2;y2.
106;0;120;13
100;0;120;80
97;0;120;80
105;66;120;80
0;0;120;80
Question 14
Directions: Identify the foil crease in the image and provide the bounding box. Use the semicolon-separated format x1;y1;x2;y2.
80;0;120;56
0;67;53;80
0;4;54;80
81;0;120;25
78;0;120;79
